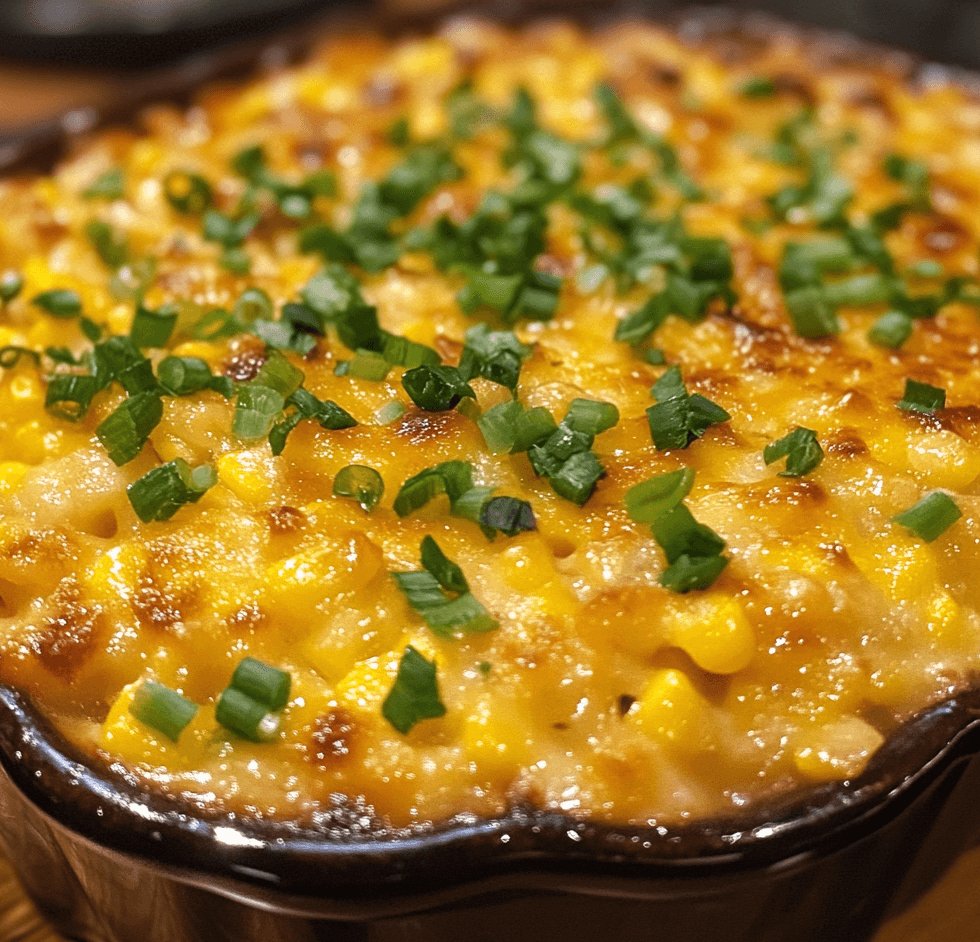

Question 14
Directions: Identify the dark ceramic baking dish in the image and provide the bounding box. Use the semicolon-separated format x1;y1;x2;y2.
2;7;980;941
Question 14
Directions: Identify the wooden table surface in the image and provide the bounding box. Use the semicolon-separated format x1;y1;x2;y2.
0;48;978;942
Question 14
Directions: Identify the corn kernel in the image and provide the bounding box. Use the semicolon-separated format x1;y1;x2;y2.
461;696;531;782
0;461;28;497
217;450;279;505
851;534;937;603
924;589;964;646
629;668;709;754
501;540;577;620
794;716;884;781
668;594;755;675
907;430;980;490
84;544;148;602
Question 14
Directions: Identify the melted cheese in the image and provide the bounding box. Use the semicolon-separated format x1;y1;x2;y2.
0;18;978;828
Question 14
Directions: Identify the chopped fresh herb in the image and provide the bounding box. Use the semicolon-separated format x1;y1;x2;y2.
96;391;164;466
157;356;233;398
624;468;695;524
215;687;281;742
32;289;82;318
457;323;531;393
401;364;476;411
202;209;259;248
84;220;127;268
82;168;125;201
268;387;356;455
126;458;217;522
382;645;446;734
44;374;100;421
163;170;213;214
892;491;961;542
91;335;156;393
883;153;930;207
333;464;384;511
130;299;178;348
659;553;729;593
220;246;251;275
375;400;406;425
739;76;778;98
393;460;484;518
479;496;536;536
79;317;103;343
378;145;462;216
392;536;499;636
0;345;40;369
109;258;157;302
897;378;945;414
477;400;556;454
763;427;824;477
129;681;197;742
0;271;23;305
387;116;410;147
233;287;274;324
646;365;731;450
336;350;391;381
869;310;913;348
564;398;620;436
229;657;291;711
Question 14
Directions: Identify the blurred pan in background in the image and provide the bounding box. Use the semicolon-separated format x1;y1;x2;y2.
2;0;980;69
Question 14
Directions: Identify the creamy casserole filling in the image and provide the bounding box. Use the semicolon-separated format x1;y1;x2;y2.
0;18;978;826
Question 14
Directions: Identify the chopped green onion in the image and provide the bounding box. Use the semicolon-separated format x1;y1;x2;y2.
739;76;778;98
0;345;40;369
96;391;164;466
163;170;213;214
646;365;731;450
84;220;128;269
783;287;840;338
652;503;726;564
333;465;385;511
32;289;81;319
393;460;477;517
392;537;499;636
128;680;197;742
45;374;99;421
382;645;446;735
564;398;619;436
82;168;125;201
869;310;913;348
337;350;391;381
232;287;273;324
548;450;604;505
126;458;217;522
157;356;230;397
0;271;23;305
479;496;536;536
230;657;291;711
892;491;961;542
625;468;695;524
234;385;285;440
130;300;177;348
897;378;945;414
401;364;475;411
215;687;281;742
110;258;158;302
457;323;531;393
660;553;729;593
763;427;824;477
220;246;251;275
375;400;407;425
477;400;556;454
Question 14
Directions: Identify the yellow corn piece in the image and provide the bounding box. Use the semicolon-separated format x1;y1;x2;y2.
668;594;755;675
217;450;279;505
907;430;980;490
793;715;885;781
461;695;531;783
850;533;937;603
501;540;577;620
924;589;965;647
0;461;28;497
629;668;710;755
84;543;148;603
265;530;382;627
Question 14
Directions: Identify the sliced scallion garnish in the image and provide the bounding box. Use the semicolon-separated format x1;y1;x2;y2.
897;378;945;414
96;391;164;466
763;427;824;478
382;645;446;735
126;458;217;523
892;491;961;542
32;289;82;319
229;657;291;711
128;680;198;742
215;687;281;743
333;465;384;511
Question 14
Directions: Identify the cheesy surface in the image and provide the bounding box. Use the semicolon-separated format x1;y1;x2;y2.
0;17;979;828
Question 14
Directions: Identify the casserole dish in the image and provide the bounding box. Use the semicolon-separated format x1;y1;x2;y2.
2;6;980;941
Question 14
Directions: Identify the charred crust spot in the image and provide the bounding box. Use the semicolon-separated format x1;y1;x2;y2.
647;63;682;88
825;433;868;457
309;708;356;769
771;73;815;105
920;216;967;256
942;405;980;435
393;407;464;445
268;506;307;535
552;722;569;730
617;694;637;717
223;343;268;382
33;579;101;680
534;253;571;278
762;480;827;506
